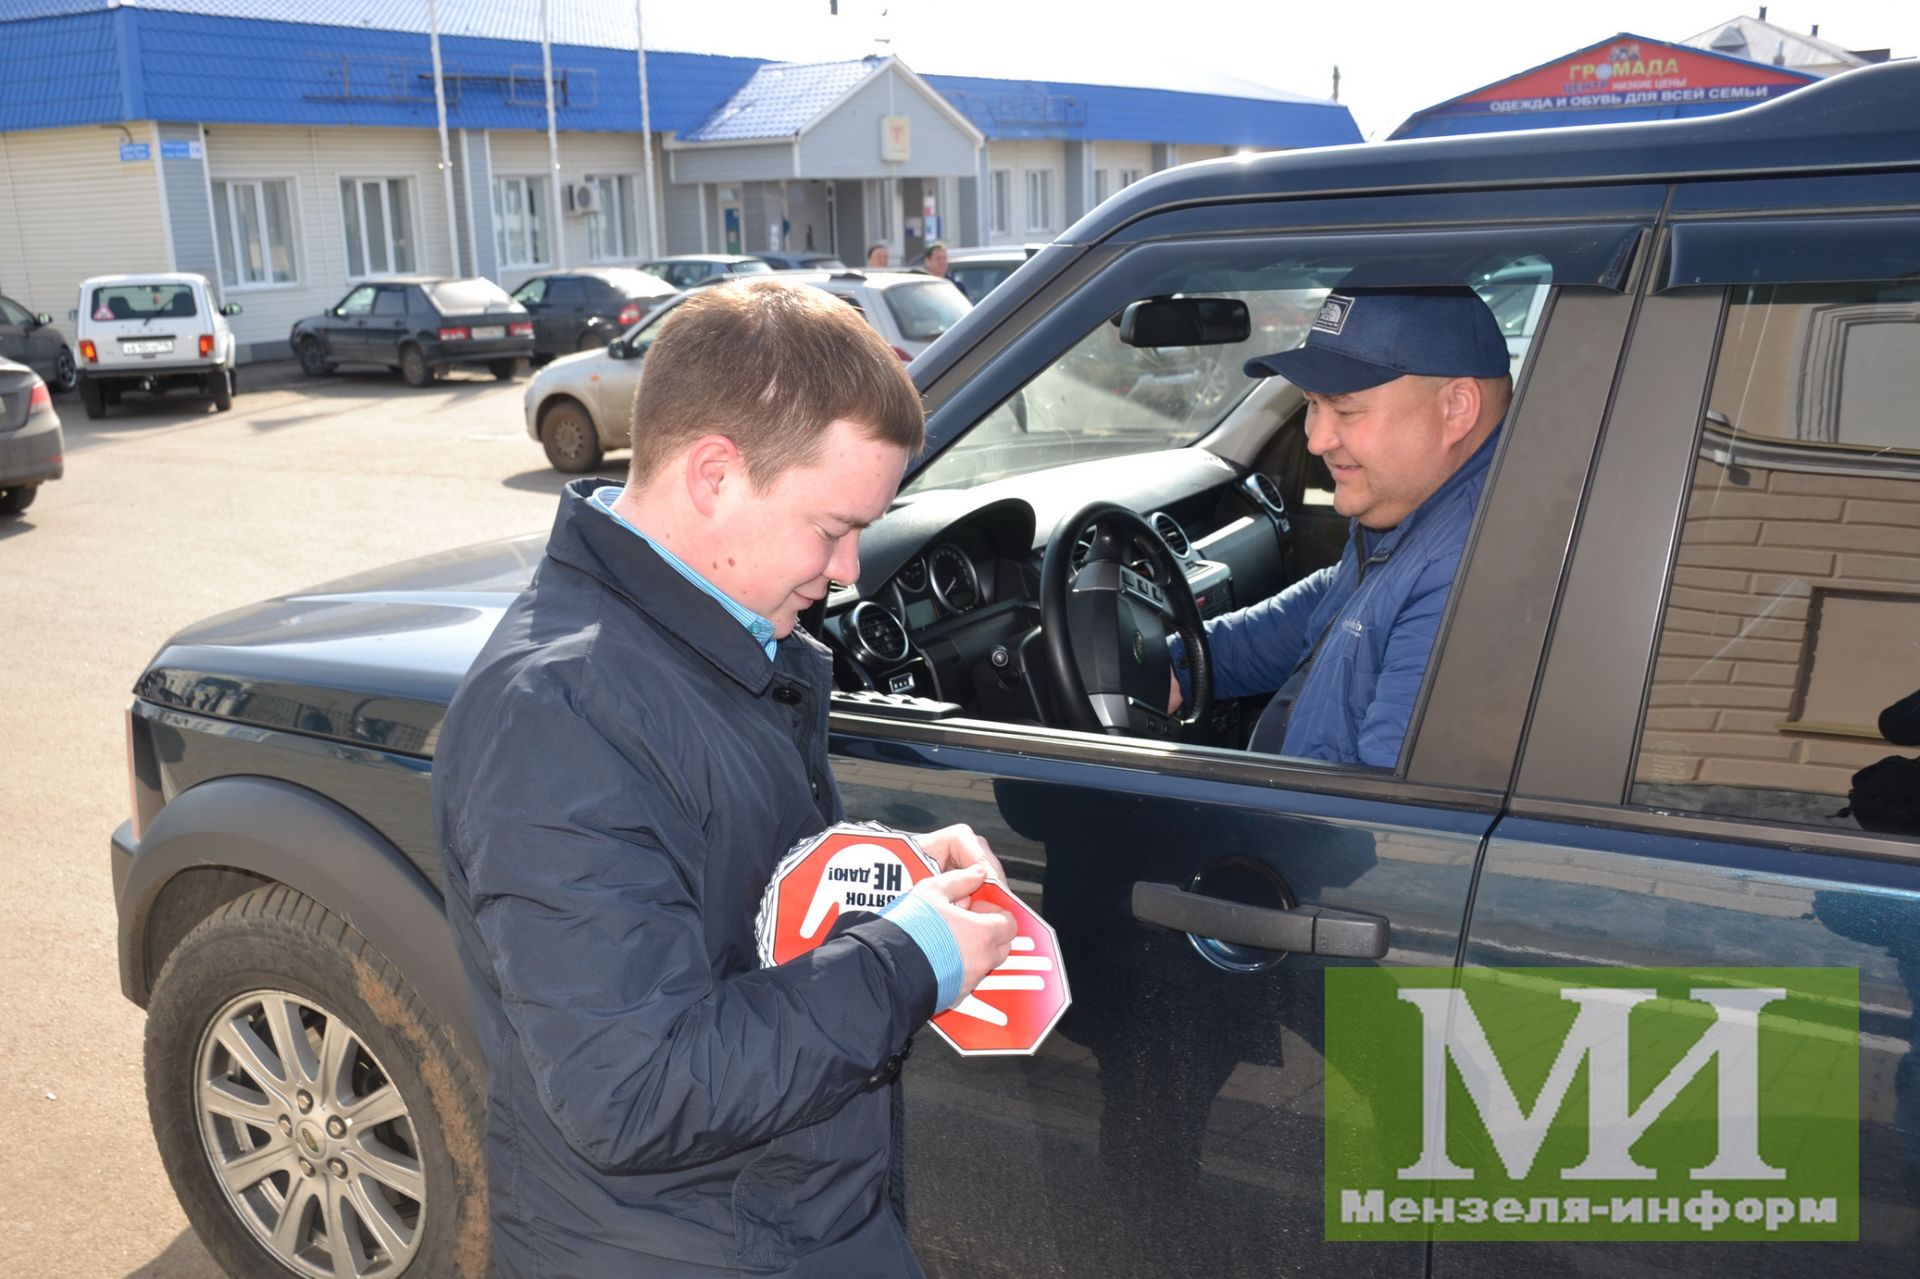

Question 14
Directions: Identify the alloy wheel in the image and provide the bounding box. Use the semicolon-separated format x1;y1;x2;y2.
194;989;426;1278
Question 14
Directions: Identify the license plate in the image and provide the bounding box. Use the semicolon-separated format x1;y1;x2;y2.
472;326;505;340
122;339;173;355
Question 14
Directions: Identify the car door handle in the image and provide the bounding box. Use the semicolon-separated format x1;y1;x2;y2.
1130;881;1389;958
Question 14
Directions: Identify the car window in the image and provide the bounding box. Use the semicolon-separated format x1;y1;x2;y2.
906;239;1560;495
1630;280;1920;839
92;284;198;322
372;287;408;316
337;286;376;316
513;278;548;305
0;297;31;326
545;278;586;305
883;280;970;342
732;260;773;276
424;278;515;313
951;264;1018;300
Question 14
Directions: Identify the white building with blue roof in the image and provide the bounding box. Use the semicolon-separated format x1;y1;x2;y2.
0;0;1359;362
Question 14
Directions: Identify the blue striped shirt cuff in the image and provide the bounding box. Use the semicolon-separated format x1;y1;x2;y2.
880;891;963;1012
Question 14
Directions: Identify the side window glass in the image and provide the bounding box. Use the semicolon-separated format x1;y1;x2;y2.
546;278;585;306
1633;282;1920;838
338;286;376;316
514;278;547;305
0;297;30;325
372;287;407;316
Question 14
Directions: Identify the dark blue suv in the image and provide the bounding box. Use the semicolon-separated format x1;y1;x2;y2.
115;62;1920;1277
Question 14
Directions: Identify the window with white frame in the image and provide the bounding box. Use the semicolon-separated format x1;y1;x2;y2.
990;170;1011;235
1093;169;1111;206
213;179;297;287
492;176;550;269
339;177;416;278
587;174;637;262
1119;168;1145;188
1025;170;1053;232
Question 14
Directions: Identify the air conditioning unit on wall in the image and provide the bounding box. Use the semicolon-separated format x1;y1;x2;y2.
566;183;599;215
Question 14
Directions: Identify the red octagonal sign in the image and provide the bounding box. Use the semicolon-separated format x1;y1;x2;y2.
757;824;1071;1056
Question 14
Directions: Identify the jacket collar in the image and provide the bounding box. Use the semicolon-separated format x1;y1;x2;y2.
543;477;781;695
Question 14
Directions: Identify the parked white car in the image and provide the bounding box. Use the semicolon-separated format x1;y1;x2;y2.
524;269;970;471
71;273;241;419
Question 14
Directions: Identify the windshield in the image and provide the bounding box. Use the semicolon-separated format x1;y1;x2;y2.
91;284;197;321
885;280;970;341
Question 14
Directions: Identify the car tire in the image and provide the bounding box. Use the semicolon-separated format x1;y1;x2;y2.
489;359;520;382
297;339;333;379
145;883;490;1279
51;345;78;392
211;368;234;412
575;331;610;353
399;345;434;389
539;397;604;473
0;484;36;515
78;377;106;420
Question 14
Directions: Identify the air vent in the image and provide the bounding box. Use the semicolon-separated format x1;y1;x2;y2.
849;601;910;664
1244;472;1285;514
1149;511;1190;558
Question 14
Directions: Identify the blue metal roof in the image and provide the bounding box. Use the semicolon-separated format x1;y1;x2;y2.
680;58;878;143
924;74;1360;148
0;2;1361;149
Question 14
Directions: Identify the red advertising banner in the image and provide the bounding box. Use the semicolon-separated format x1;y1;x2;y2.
1429;35;1812;118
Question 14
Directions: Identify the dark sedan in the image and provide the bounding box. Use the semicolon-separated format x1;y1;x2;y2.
510;268;675;361
0;357;62;515
0;293;77;391
291;277;534;386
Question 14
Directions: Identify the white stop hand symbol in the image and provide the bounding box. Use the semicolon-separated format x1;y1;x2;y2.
950;936;1054;1026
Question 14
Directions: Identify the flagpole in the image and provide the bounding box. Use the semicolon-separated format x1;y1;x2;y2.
427;0;461;274
635;0;660;260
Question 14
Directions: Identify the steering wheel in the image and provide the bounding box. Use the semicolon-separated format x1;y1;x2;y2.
1039;502;1212;738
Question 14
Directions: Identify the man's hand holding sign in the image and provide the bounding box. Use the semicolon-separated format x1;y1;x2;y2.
760;823;1072;1055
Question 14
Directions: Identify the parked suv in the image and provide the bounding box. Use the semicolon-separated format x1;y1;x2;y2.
291;276;534;386
114;65;1920;1279
72;273;240;418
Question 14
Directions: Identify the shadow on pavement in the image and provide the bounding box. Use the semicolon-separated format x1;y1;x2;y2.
124;1227;222;1278
501;464;624;495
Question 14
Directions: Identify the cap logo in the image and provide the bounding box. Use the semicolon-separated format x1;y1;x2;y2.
1313;293;1353;336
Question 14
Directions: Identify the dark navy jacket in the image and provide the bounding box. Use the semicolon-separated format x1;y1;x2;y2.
1175;428;1499;766
436;479;938;1277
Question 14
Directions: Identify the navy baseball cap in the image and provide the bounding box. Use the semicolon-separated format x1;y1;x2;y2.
1244;285;1508;394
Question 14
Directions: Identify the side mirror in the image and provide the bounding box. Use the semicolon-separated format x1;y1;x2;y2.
221;302;243;317
606;338;631;360
68;309;78;322
33;312;52;327
1118;297;1251;348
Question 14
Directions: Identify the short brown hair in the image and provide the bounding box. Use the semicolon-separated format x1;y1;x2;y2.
627;278;924;488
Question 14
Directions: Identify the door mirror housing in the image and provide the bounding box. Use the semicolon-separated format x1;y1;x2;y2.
606;338;631;360
33;312;52;327
1117;297;1252;348
221;302;243;317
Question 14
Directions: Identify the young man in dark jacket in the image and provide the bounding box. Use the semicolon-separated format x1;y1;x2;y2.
1171;286;1512;766
436;279;1017;1277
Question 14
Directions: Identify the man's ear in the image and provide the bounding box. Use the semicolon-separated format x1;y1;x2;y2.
1440;377;1483;447
684;434;743;518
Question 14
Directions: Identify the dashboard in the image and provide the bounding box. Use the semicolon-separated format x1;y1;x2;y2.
823;448;1296;734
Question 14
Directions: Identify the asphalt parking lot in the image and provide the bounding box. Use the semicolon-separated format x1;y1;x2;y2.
0;366;621;1276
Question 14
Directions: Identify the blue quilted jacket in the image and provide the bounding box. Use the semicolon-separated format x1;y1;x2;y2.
1175;429;1499;767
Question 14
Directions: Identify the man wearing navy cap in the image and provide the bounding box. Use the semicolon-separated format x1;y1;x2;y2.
1169;285;1511;767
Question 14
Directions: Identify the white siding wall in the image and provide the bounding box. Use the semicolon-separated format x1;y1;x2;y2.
202;124;455;357
1090;140;1154;208
0;124;171;326
981;140;1065;244
484;130;664;288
